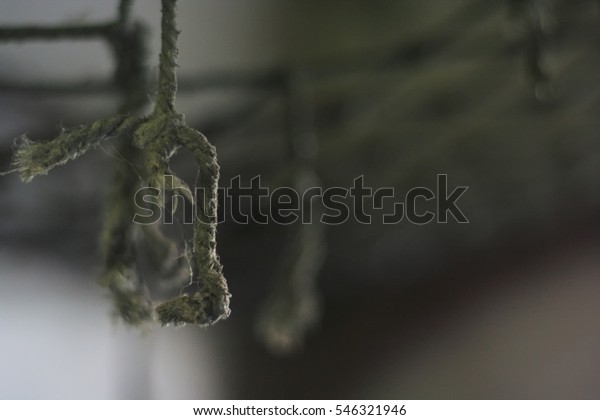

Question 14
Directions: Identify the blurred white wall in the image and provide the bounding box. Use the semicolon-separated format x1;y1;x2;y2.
0;249;224;399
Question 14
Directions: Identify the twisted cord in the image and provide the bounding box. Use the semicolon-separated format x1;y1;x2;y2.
3;0;231;328
153;126;231;326
156;0;179;114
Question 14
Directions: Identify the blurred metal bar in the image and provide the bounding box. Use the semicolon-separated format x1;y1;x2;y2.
0;23;113;41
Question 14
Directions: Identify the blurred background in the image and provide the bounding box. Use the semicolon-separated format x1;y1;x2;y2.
1;0;600;399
